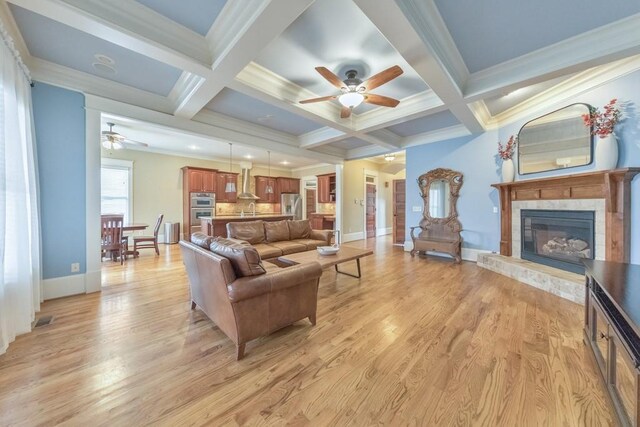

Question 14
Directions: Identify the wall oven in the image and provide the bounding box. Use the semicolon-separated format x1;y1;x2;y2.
191;192;215;208
191;208;213;224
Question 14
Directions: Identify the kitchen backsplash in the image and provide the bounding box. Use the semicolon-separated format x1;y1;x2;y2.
316;203;336;214
217;201;279;216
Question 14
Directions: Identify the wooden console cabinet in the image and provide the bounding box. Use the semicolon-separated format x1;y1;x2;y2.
584;259;640;426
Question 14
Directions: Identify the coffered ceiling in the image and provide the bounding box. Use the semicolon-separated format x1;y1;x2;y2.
3;0;640;166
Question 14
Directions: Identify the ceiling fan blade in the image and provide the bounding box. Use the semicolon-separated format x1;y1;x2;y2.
315;67;346;90
124;138;149;147
359;65;403;91
299;95;337;104
340;106;352;119
363;94;400;108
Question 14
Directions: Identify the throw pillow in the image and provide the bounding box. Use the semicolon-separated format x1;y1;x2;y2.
288;219;312;239
209;237;266;277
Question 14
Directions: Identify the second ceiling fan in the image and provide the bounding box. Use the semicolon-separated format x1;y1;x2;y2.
300;65;403;118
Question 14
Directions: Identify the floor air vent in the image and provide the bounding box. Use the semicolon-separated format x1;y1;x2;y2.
34;315;53;328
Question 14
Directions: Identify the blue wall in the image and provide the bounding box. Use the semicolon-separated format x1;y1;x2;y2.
406;70;640;262
32;83;86;279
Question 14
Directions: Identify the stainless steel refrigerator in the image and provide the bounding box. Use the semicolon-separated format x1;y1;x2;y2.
281;194;302;220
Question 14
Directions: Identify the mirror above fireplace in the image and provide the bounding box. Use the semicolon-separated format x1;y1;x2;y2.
518;103;593;175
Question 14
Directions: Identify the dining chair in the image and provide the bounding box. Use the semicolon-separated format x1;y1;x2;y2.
101;214;127;264
133;214;164;256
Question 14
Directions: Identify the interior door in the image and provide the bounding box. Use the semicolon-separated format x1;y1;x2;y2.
306;189;316;219
366;183;376;239
393;179;406;245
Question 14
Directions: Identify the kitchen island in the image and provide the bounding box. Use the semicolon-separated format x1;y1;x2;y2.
200;214;294;238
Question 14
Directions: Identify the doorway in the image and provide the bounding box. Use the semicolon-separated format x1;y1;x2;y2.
366;181;376;239
393;179;406;245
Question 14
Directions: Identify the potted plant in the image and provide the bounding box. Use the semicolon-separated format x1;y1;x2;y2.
582;99;622;170
498;135;517;182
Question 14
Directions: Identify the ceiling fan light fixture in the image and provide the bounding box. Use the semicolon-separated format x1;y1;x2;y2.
338;92;364;109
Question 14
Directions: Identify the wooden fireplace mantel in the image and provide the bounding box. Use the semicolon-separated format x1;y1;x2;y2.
492;168;640;262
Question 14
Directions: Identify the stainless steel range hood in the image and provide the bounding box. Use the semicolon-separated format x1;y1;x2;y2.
237;162;259;200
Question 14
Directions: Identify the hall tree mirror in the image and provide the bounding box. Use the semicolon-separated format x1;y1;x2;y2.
428;179;450;218
518;103;593;174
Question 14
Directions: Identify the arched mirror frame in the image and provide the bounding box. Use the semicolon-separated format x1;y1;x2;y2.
416;168;463;232
517;102;594;175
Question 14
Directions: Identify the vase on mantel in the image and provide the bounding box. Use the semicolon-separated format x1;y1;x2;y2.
501;158;515;183
595;134;619;171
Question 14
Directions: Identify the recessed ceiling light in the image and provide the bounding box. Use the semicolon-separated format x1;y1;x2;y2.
92;62;116;74
244;154;253;159
94;54;115;65
280;160;290;165
188;145;199;150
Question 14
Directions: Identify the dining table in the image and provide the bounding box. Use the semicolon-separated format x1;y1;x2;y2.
122;223;148;257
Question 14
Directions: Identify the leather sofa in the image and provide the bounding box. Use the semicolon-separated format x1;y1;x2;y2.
226;219;333;260
180;233;323;360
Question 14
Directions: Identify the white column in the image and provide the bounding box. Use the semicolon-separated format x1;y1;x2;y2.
334;164;343;243
85;107;102;293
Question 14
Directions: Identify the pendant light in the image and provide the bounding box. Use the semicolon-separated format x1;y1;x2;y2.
225;143;236;193
265;150;274;194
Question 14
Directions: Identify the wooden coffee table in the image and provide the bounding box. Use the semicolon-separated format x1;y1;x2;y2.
276;246;373;278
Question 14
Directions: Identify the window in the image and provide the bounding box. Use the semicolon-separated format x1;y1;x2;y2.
101;159;133;223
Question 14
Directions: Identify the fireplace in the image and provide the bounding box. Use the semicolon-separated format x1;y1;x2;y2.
521;209;595;274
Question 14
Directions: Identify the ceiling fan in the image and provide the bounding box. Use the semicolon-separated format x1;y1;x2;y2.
101;122;149;150
299;65;403;118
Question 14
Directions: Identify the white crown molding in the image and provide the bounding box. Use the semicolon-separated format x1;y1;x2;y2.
354;90;445;132
7;0;212;75
85;94;344;165
490;54;640;126
394;0;469;89
290;163;334;172
30;57;175;113
468;100;495;130
168;71;206;109
0;0;29;59
358;129;403;150
402;124;471;148
299;127;347;149
193;109;300;147
464;13;640;101
206;0;269;66
346;144;391;160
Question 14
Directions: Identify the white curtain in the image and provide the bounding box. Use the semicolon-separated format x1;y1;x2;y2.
0;23;41;354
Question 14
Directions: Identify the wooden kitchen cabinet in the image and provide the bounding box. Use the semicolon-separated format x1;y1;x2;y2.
216;172;238;203
185;167;216;193
276;177;300;195
317;173;336;203
255;176;277;203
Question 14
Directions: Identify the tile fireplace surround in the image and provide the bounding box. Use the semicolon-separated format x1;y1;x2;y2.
479;168;640;304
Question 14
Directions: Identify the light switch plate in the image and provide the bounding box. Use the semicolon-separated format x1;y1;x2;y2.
412;206;422;212
493;206;499;213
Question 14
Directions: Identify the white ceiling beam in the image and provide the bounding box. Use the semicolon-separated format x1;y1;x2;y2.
7;0;212;75
173;0;315;119
463;14;640;102
402;124;471;149
299;127;348;149
354;0;485;134
30;57;175;113
84;94;343;165
355;130;402;150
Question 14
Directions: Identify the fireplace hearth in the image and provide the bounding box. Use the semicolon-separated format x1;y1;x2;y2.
521;209;595;274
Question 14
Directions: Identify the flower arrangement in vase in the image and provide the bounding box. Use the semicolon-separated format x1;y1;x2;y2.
582;99;622;170
498;135;517;182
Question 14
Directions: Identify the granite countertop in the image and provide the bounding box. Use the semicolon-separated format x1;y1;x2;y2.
200;214;294;220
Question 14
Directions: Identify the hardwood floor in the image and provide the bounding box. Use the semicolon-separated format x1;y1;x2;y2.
0;237;614;426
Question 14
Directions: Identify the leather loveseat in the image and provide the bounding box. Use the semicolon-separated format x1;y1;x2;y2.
180;233;323;360
226;219;333;260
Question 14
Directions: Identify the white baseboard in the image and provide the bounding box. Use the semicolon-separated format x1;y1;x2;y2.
43;274;87;300
402;241;491;262
376;227;392;236
342;231;365;243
